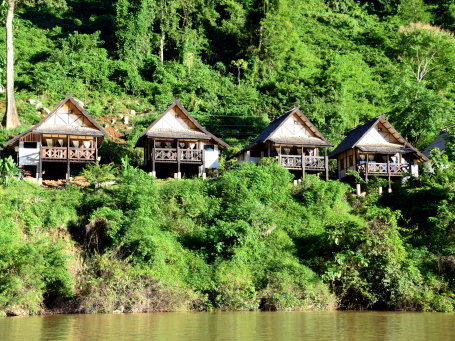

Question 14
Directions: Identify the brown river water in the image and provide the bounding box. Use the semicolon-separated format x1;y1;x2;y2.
0;311;454;341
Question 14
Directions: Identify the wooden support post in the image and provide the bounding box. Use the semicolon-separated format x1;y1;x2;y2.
151;140;156;176
301;147;305;180
38;156;42;185
95;137;98;162
201;146;205;178
151;147;156;177
66;135;70;184
38;135;43;185
66;160;70;184
324;148;329;181
279;145;282;166
387;156;391;192
176;139;181;179
365;153;369;181
144;138;148;167
267;142;271;157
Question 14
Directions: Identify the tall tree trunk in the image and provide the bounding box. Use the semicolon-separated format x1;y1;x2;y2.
160;33;164;64
4;0;20;129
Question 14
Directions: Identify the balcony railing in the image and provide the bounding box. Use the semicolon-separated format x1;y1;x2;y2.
152;148;203;163
279;155;326;170
357;162;410;176
41;147;96;161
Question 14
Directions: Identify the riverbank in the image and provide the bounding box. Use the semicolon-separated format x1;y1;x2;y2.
0;161;454;316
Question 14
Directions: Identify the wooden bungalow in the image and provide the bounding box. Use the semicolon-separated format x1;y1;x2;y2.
4;95;107;183
235;107;332;180
423;125;454;158
135;100;229;178
329;115;427;182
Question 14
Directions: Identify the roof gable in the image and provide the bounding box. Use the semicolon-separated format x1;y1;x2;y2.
329;115;428;161
423;125;455;157
4;95;107;147
39;99;97;130
136;100;228;148
270;111;320;140
253;107;330;145
235;107;331;156
148;104;201;133
357;120;402;146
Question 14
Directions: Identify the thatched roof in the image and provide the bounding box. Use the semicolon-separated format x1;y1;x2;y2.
135;99;229;148
33;125;104;136
4;95;107;147
235;107;331;156
329;115;428;162
423;125;454;157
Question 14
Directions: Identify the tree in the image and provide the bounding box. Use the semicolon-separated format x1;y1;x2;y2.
389;23;455;147
3;0;20;129
231;59;248;86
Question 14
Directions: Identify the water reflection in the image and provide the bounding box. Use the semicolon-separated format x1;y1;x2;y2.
0;311;454;341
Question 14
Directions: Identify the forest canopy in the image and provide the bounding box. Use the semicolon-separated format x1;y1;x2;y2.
0;0;454;148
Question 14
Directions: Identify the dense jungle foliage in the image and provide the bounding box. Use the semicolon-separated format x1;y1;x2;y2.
0;0;455;146
0;0;454;315
0;153;454;315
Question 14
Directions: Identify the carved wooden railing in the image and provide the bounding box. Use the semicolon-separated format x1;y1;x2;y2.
357;162;410;175
41;147;67;160
279;155;326;170
69;148;96;160
41;147;96;161
180;149;203;162
153;148;203;163
154;148;178;161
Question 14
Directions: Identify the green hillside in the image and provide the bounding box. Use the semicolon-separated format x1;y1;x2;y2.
0;0;454;315
1;0;455;148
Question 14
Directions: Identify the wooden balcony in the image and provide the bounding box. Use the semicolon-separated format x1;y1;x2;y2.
152;148;203;164
357;162;410;176
41;147;96;161
279;155;327;171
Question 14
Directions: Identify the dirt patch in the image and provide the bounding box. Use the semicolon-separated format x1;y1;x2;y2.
42;176;89;189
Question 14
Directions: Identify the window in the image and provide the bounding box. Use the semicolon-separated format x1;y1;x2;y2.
23;142;37;149
204;144;215;152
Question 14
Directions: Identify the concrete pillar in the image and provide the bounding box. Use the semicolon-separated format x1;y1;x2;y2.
379;186;383;196
149;171;156;177
356;183;361;196
388;187;392;193
202;173;207;180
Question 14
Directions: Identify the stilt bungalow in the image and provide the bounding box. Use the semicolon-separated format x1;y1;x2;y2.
235;107;332;180
135;100;228;178
423;125;454;158
4;95;107;183
330;115;427;182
